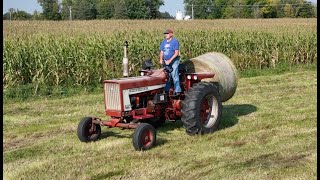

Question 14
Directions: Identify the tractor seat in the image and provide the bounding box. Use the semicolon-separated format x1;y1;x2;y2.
149;68;166;79
178;63;186;72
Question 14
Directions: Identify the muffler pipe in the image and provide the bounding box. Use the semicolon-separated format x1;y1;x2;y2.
123;41;129;77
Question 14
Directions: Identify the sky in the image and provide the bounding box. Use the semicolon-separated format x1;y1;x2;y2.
160;0;185;16
3;0;317;16
3;0;185;17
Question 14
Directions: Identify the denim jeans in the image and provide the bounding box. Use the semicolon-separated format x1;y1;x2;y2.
164;58;182;93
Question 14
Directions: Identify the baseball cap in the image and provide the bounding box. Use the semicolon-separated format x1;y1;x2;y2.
164;29;173;34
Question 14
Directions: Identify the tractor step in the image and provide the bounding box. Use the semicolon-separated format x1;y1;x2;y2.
132;108;154;120
133;114;154;119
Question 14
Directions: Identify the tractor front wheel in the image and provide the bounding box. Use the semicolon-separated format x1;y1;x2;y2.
77;117;101;142
132;123;156;151
181;82;222;135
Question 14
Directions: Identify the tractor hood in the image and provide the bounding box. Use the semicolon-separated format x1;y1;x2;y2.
103;69;167;90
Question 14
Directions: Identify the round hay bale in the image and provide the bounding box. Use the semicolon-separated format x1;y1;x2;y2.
183;52;238;102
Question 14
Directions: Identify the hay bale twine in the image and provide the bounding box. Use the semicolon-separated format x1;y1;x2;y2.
183;52;238;102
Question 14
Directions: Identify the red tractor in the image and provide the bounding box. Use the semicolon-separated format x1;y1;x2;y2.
77;42;237;151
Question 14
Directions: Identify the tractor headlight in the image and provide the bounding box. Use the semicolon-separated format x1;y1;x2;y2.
187;75;192;80
193;75;198;80
140;72;145;76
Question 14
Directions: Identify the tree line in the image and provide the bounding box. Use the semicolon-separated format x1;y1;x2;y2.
3;0;317;20
3;0;172;20
184;0;316;18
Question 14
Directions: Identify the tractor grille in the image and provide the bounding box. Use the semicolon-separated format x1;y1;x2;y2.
104;83;121;111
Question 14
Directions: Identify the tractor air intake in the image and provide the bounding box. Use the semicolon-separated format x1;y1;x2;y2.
104;83;121;111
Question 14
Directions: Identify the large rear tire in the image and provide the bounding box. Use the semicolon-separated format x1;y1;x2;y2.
181;82;222;135
77;117;101;142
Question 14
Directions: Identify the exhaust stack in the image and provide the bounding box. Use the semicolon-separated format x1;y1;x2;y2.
123;41;129;77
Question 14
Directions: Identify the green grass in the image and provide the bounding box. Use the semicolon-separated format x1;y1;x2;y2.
3;69;316;179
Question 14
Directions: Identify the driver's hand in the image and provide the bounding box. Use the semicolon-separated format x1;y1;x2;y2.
159;59;163;64
165;60;170;65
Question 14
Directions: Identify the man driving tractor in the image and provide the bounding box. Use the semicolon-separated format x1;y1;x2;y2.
159;29;181;96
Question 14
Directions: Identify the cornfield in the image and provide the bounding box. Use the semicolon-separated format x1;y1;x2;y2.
3;19;317;95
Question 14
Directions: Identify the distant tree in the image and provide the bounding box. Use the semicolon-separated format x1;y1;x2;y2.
3;8;16;20
223;0;243;18
15;10;33;20
259;0;277;18
32;10;45;20
3;12;10;20
96;0;114;19
231;0;245;18
184;0;248;19
159;11;174;19
210;0;229;19
145;0;164;18
274;1;284;18
284;3;295;17
125;0;150;19
223;6;237;18
3;9;32;20
37;0;61;20
252;3;262;18
72;0;98;20
184;0;317;19
113;0;127;19
295;1;314;17
60;0;73;20
238;0;249;18
35;0;170;20
184;0;213;19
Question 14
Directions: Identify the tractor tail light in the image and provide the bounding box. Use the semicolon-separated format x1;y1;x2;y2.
193;75;198;80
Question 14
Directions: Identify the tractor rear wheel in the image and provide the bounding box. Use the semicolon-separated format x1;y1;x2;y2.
132;123;156;151
77;117;101;142
181;82;222;135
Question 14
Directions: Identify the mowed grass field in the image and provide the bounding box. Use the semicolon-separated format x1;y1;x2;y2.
4;68;316;179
